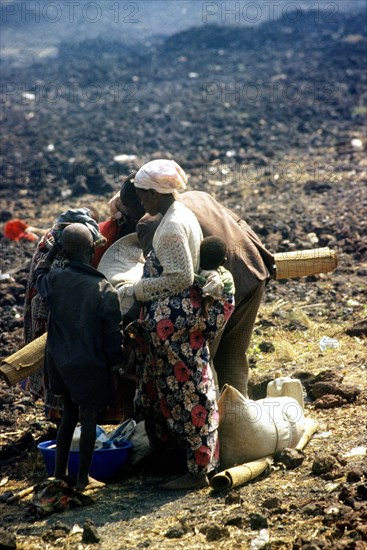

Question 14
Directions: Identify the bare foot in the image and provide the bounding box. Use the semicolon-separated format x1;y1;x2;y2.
51;475;76;487
160;472;209;490
76;476;105;492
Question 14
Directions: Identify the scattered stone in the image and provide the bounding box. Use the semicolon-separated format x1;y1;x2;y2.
357;484;367;501
312;454;342;478
293;535;327;549
301;503;324;517
82;520;100;544
310;382;360;402
248;512;268;529
203;525;230;542
42;522;70;543
224;514;245;527
0;529;16;548
248;356;257;369
165;527;185;539
0;211;13;223
261;496;282;510
275;448;305;469
258;341;275;353
303;181;332;194
346;318;367;336
0;432;34;462
338;485;356;508
346;470;363;483
314;394;347;409
137;541;151;548
303;370;360;406
304;370;343;388
248;378;271;400
356;523;367;541
286;319;309;331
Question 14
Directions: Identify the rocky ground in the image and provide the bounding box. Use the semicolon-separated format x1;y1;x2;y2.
0;9;367;550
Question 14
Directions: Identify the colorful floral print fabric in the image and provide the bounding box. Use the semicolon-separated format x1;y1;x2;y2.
128;251;235;475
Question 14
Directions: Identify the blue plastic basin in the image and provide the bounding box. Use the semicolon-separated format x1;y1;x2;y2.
37;439;132;482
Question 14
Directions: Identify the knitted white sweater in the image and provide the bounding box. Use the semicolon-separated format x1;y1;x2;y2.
134;201;202;302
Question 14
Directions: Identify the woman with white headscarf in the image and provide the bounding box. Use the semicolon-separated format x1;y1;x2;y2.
125;159;234;490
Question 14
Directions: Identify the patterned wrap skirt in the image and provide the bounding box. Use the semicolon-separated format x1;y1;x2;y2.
127;251;234;475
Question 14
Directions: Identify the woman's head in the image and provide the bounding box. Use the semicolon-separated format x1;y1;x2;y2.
119;172;145;223
133;159;187;215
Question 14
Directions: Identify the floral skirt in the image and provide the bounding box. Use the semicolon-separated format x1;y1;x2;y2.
127;253;234;475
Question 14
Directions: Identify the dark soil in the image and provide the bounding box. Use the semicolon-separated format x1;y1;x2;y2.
1;10;366;549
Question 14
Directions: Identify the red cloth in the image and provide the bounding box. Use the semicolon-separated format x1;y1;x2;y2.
93;219;120;267
4;219;37;241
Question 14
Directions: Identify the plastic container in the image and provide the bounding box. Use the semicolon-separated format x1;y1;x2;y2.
37;440;132;482
267;376;304;410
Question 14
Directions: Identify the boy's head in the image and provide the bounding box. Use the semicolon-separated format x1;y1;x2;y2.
61;223;94;263
200;236;227;270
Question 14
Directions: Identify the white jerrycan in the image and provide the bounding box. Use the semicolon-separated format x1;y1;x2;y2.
267;373;305;410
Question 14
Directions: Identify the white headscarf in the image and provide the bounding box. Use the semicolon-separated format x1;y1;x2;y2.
134;159;187;194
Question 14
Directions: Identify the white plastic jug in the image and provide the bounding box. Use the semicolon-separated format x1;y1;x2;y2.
267;376;304;410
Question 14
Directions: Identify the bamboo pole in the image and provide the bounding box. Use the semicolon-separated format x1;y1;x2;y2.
6;485;36;504
210;417;319;491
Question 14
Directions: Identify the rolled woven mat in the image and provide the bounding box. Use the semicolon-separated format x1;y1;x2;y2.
274;247;337;279
210;417;319;491
210;456;273;492
0;333;47;386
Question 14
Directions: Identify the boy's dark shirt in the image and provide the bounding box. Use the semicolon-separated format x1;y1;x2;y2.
35;260;123;409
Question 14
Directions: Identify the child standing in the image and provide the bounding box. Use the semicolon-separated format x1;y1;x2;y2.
34;223;123;491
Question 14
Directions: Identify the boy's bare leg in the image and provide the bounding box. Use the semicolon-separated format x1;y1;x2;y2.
54;394;79;481
76;406;103;491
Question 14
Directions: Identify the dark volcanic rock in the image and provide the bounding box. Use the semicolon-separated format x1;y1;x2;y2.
0;529;16;549
312;454;343;479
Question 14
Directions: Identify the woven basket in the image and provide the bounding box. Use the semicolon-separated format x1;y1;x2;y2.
274;247;337;280
0;333;47;386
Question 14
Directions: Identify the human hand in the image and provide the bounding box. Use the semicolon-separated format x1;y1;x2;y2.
108;192;124;221
202;273;223;300
117;282;136;299
45;241;61;262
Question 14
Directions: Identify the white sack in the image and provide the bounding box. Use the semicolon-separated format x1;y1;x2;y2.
218;384;305;469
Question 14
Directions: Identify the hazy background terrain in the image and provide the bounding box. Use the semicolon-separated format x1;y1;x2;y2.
1;0;366;65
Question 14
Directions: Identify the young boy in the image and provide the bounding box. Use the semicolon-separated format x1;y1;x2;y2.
196;236;235;316
34;223;123;491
